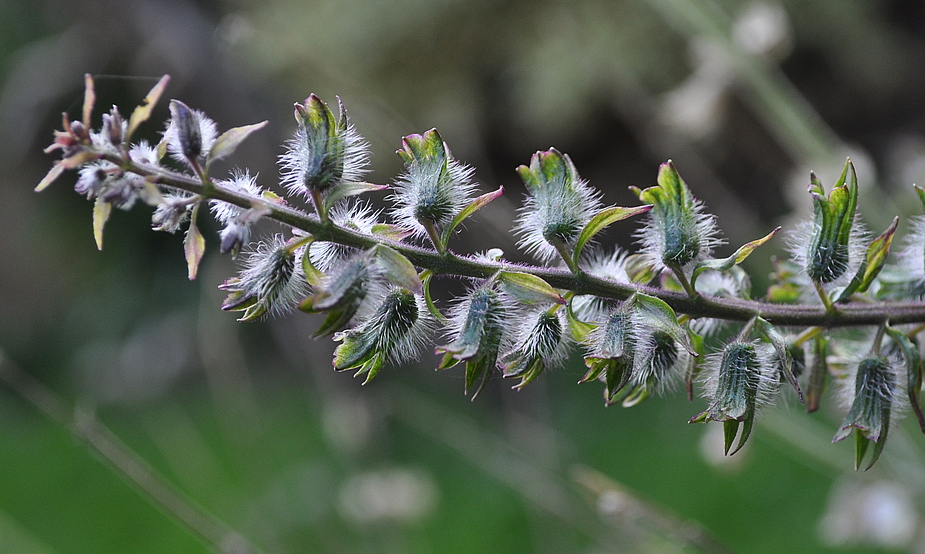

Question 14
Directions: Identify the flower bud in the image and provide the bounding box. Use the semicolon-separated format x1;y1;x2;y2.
219;235;308;321
101;106;124;147
165;100;218;167
152;193;193;233
390;129;476;243
304;255;375;337
280;94;370;199
333;287;433;384
582;306;635;401
790;160;866;285
634;160;720;272
694;340;777;454
514;149;601;262
833;355;902;468
623;329;682;404
436;286;511;397
75;161;112;199
499;308;570;389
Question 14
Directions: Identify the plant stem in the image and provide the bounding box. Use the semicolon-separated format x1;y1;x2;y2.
422;220;445;254
0;349;264;554
813;280;836;314
670;265;698;298
104;153;925;328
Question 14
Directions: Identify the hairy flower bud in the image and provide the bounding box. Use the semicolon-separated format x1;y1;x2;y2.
166;100;215;163
634;160;720;272
436;286;511;398
499;308;570;389
333;287;433;384
789;160;866;286
219;235;308;321
390;129;476;243
280;94;370;200
514;149;601;263
152;193;193;233
833;354;903;468
305;255;377;337
210;169;266;257
582;305;636;401
695;340;777;454
101;106;125;147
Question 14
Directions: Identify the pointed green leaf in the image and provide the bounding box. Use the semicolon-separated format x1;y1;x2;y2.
723;419;740;455
370;223;414;241
755;317;803;402
915;185;925;213
621;384;649;407
420;272;447;323
126;75;170;142
836;216;899;302
372;244;422;294
632;293;696;356
691;227;781;290
206;121;268;167
580;357;606;384
566;299;595;342
729;410;754;456
237;302;267;322
865;410;890;470
299;238;325;287
441;186;504;245
572;205;652;265
323;181;388;211
807;335;828;413
684;327;705;401
623;253;658;284
184;204;205;280
689;410;709;424
92;196;111;250
498;271;565;305
853;430;870;470
885;325;925;434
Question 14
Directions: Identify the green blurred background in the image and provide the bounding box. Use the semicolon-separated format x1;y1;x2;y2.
3;0;925;552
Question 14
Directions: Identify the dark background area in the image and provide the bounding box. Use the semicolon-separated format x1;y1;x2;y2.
2;0;925;552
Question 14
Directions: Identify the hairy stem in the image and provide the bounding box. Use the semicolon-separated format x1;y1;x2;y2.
107;153;925;328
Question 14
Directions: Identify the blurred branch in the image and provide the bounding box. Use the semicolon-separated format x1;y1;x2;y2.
571;465;738;554
644;0;843;163
0;348;264;554
386;382;737;553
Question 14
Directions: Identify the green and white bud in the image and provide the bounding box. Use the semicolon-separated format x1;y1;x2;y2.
333;287;434;384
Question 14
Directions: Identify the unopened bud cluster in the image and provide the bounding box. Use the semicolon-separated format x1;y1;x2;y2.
38;74;925;468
